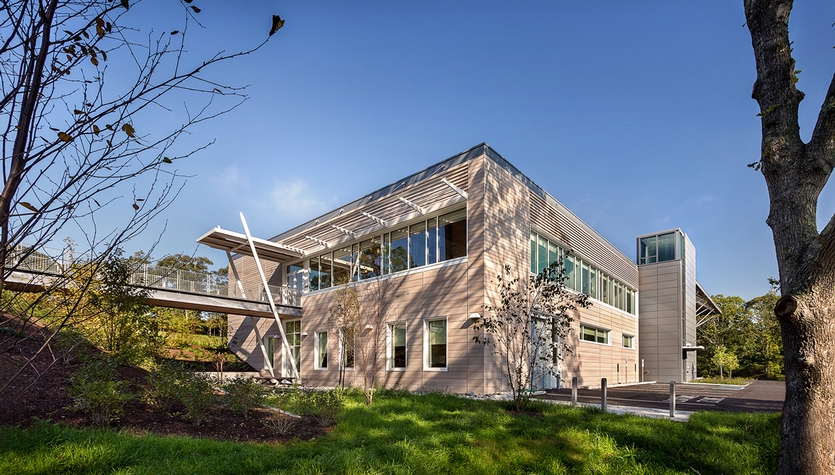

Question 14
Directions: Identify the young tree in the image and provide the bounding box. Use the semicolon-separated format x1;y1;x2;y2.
474;261;590;412
354;275;402;405
0;1;279;393
328;284;361;389
744;1;835;471
713;345;740;379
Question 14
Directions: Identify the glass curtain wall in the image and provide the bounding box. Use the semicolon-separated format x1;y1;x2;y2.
302;207;467;290
531;231;635;315
639;231;682;265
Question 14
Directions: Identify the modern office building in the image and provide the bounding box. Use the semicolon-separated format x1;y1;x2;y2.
200;144;717;392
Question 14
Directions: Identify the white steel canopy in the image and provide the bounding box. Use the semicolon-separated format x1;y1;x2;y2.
196;226;305;263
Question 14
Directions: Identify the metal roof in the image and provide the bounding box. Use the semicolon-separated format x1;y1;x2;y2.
196;227;305;263
696;280;720;316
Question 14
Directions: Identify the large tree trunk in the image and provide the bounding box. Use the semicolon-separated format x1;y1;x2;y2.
744;1;835;473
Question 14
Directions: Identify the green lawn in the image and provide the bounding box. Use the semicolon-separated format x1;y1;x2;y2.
0;389;779;475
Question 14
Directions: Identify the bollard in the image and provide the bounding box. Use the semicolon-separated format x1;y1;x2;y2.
670;381;676;418
601;378;607;412
572;376;578;405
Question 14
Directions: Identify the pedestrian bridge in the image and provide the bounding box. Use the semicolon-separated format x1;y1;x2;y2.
3;245;302;318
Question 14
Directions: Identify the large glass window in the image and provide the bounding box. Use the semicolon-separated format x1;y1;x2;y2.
309;256;321;291
537;235;548;273
639;236;657;264
390;228;409;273
563;253;575;290
382;233;391;275
427;218;438;265
530;233;538;274
530;231;636;315
438;209;466;260
658;232;677;262
426;319;447;369
359;238;381;280
315;331;328;369
639;231;681;264
409;222;427;268
319;253;332;290
389;323;407;369
548;242;558;269
332;246;352;285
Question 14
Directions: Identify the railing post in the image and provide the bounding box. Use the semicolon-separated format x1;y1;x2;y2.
601;378;607;412
572;376;578;405
670;381;676;418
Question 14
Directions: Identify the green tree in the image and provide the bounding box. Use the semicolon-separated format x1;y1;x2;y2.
713;345;740;379
698;295;751;376
745;292;783;379
744;2;835;471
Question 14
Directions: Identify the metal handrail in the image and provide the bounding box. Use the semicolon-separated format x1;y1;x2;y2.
5;244;301;307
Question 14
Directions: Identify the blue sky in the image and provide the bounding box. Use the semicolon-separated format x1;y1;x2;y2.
95;1;835;301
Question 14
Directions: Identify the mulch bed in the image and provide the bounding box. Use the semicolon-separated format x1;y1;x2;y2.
0;323;328;443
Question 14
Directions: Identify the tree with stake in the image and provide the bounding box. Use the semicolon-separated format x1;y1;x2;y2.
745;1;835;472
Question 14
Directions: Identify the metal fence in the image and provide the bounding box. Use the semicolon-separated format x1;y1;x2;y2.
6;244;301;307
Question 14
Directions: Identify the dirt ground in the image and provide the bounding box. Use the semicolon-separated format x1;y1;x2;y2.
0;323;328;443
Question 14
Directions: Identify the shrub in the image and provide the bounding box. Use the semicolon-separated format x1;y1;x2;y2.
265;387;342;426
177;371;217;426
223;376;267;419
306;389;344;427
146;361;189;413
69;358;132;427
263;410;297;435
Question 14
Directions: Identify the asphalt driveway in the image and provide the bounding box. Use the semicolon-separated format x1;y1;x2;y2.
540;380;784;413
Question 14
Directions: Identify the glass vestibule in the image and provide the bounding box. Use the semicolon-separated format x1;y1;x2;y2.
639;230;684;265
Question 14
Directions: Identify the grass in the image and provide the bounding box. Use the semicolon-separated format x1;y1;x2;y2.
0;389;779;475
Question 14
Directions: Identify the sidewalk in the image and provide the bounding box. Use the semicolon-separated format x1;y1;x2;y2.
540;398;693;422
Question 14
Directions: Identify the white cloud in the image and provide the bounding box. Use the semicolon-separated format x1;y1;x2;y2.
268;178;337;222
210;166;248;195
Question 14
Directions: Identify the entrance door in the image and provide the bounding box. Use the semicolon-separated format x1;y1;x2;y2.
531;319;560;390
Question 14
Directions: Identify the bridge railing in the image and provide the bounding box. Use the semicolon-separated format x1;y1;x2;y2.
6;245;302;308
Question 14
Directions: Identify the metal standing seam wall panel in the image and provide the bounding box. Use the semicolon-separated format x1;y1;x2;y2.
638;259;683;384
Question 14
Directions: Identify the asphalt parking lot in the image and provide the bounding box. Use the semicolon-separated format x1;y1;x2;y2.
540;380;784;413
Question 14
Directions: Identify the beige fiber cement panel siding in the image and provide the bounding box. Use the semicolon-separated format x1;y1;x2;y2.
481;157;531;393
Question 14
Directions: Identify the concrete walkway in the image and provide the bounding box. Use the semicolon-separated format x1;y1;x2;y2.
537;380;785;421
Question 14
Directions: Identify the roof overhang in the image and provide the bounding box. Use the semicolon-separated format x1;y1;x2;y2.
695;280;720;316
196;226;305;263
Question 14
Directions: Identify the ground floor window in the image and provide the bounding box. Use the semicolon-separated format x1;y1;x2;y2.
425;318;447;369
580;324;609;345
622;334;634;349
339;329;355;369
315;331;328;369
389;322;407;369
285;320;301;373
